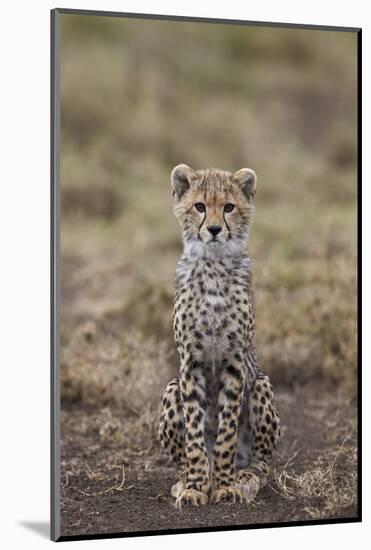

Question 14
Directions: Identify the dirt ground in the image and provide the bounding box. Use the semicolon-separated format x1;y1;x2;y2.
60;386;357;537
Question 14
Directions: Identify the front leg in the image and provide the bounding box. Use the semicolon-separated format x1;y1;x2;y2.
176;353;210;507
211;355;245;504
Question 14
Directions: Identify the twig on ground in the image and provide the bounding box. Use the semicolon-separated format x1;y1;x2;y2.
69;465;126;498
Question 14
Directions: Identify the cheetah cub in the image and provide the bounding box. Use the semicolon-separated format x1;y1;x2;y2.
159;165;280;508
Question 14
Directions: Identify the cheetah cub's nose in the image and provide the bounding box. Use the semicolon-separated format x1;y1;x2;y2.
207;225;222;237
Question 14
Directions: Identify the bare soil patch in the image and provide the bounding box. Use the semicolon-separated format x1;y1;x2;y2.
60;386;357;537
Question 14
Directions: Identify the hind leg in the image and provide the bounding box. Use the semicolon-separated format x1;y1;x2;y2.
158;378;187;498
236;375;280;503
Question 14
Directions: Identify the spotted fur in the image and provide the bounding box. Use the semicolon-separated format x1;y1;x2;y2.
159;165;280;507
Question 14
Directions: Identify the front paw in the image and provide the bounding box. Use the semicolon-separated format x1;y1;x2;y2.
171;479;186;498
175;488;209;508
235;471;260;503
210;485;243;504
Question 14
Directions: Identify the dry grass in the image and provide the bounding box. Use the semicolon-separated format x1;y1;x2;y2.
60;16;357;407
61;319;172;411
273;422;357;518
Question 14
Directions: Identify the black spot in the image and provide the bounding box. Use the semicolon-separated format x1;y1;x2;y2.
229;419;237;430
200;398;207;410
226;364;242;381
224;388;238;401
192;390;203;402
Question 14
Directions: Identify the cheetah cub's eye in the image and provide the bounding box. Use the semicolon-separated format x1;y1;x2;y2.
224;203;235;213
194;203;206;213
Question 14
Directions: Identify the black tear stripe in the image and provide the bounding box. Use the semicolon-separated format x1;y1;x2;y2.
197;190;208;239
223;212;231;240
198;212;206;238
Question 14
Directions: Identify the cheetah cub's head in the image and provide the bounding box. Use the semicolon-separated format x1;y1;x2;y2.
171;165;256;258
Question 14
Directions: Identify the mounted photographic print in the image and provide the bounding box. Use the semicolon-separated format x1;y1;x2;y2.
51;8;361;542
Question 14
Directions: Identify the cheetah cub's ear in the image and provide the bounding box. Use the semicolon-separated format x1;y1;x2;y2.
171;164;195;201
232;168;257;202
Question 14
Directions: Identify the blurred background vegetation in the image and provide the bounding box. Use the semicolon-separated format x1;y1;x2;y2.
60;14;357;412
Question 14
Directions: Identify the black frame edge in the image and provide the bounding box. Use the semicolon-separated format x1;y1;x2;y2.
356;28;362;523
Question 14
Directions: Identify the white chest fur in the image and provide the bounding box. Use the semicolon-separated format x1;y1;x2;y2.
175;253;251;361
